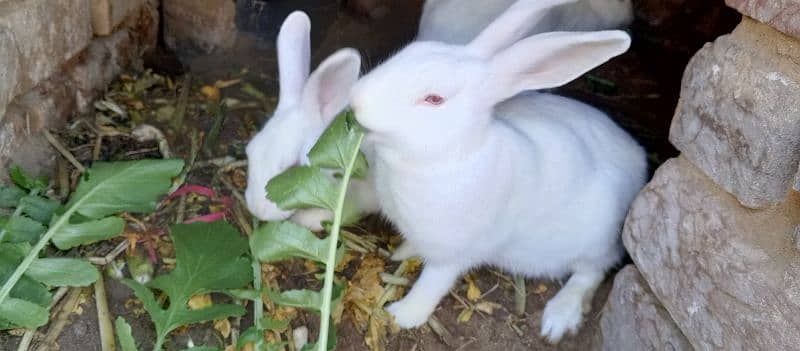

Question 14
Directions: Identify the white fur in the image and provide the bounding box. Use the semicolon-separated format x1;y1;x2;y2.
417;0;634;44
245;11;378;230
351;0;646;343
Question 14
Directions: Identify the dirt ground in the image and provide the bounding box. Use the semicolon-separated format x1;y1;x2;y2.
1;1;741;350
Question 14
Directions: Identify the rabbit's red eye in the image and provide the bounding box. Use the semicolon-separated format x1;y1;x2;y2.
423;94;445;106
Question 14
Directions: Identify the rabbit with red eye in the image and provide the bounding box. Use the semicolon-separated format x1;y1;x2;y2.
418;0;634;44
244;11;379;231
351;0;647;343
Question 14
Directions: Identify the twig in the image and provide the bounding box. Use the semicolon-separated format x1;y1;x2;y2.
379;273;409;286
170;74;192;131
426;316;455;347
33;288;86;351
43;130;85;173
87;241;128;265
16;330;35;351
175;193;187;224
202;103;228;158
95;273;115;351
93;134;103;161
56;159;70;200
513;274;526;316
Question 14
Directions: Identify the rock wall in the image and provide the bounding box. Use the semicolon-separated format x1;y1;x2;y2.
601;2;800;350
0;0;159;179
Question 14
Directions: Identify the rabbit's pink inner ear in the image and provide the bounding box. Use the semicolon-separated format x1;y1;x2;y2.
466;0;577;57
277;11;312;109
302;48;362;124
485;30;630;102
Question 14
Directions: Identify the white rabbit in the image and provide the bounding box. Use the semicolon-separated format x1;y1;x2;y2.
245;11;378;231
417;0;634;44
350;0;647;343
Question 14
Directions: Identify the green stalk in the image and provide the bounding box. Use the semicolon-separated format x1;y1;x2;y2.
0;188;39;243
252;217;265;350
317;133;364;351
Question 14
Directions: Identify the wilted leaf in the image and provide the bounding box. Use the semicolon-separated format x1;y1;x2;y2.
266;167;338;211
189;294;213;310
344;255;385;329
115;317;139;351
26;258;99;287
457;308;474;324
307;112;368;178
67;159;184;219
474;301;502;315
464;275;481;302
124;222;251;346
201;85;221;102
51;216;125;249
214;318;231;338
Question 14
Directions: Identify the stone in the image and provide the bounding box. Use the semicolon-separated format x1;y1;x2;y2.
91;0;147;36
597;265;693;351
726;0;800;39
670;18;800;208
0;0;159;180
0;26;18;124
163;0;237;55
623;157;800;350
0;0;92;113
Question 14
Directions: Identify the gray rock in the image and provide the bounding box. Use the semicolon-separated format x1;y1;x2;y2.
669;18;800;209
91;0;147;36
726;0;800;39
163;0;237;55
0;26;18;123
598;265;693;351
623;157;800;350
0;0;92;105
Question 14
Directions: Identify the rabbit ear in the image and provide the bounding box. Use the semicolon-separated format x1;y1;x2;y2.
277;11;312;109
485;30;630;102
467;0;577;57
301;48;361;123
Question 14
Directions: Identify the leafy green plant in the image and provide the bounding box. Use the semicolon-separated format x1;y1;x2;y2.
250;111;366;351
119;221;253;351
0;160;183;329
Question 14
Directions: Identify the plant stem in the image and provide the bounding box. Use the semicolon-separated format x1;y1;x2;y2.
0;188;39;243
317;133;364;351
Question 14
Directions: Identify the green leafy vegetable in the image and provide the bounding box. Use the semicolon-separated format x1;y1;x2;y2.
0;297;49;328
308;111;368;178
123;222;252;351
116;317;139;351
251;221;334;264
266;167;338;211
26;258;99;287
0;186;25;207
0;159;184;330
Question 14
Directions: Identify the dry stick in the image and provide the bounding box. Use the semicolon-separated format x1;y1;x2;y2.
427;316;455;347
87;241;128;266
42;130;85;173
95;273;115;351
93;134;103;161
34;287;86;351
16;287;71;351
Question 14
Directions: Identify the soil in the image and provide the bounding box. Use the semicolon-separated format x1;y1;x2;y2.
1;1;741;350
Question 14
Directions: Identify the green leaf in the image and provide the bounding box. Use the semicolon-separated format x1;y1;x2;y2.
266;167;338;211
0;215;46;243
27;258;99;286
67;159;184;219
124;222;251;348
0;186;25;207
250;221;332;264
0;297;49;328
266;284;344;314
115;317;139;351
19;195;60;223
10;166;49;191
51;216;125;249
182;348;221;351
308;111;368;178
226;288;261;300
0;244;51;308
237;326;288;351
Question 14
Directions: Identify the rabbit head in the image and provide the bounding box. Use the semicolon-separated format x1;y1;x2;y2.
246;11;361;221
352;0;629;157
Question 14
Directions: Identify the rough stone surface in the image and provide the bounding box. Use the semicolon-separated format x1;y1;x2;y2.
623;157;800;350
670;18;800;208
598;265;692;351
726;0;800;39
0;26;17;123
0;0;159;180
91;0;147;35
164;0;237;55
0;0;92;116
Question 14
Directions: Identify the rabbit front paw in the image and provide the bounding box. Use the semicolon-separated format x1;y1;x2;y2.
390;241;418;261
385;298;433;328
540;290;584;344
